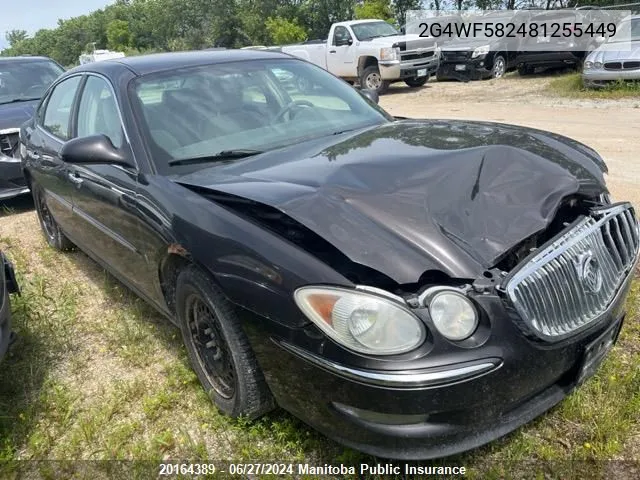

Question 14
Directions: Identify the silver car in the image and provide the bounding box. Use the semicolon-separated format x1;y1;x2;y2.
583;15;640;87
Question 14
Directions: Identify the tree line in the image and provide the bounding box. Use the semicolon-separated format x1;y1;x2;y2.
1;0;628;67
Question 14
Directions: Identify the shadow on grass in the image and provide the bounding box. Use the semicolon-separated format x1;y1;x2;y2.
0;194;34;217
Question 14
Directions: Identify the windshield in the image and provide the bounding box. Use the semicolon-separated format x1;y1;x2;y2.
0;60;64;104
609;18;640;43
132;58;391;173
351;22;399;40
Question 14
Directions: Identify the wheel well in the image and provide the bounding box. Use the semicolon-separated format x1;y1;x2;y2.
492;51;507;66
159;252;192;314
358;56;379;77
22;169;32;188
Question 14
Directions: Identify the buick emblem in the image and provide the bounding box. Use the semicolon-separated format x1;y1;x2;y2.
575;251;603;295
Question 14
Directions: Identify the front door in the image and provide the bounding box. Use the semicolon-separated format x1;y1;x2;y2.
327;26;357;77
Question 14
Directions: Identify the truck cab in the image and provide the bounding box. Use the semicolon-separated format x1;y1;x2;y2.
282;19;439;94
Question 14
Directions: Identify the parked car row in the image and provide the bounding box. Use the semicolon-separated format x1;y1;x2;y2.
0;47;637;460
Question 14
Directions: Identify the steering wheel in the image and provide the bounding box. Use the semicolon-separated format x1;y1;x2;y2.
273;99;315;123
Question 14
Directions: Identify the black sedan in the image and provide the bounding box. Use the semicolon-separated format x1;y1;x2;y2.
20;50;639;459
1;56;64;200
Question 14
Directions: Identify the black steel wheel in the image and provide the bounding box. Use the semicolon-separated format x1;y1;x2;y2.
33;184;74;251
176;265;274;418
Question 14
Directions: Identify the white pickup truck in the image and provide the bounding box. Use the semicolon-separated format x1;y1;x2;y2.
280;19;439;94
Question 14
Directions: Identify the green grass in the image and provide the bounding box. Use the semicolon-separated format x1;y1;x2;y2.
1;217;640;479
548;72;640;99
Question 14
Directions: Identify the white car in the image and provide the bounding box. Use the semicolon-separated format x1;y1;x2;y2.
583;15;640;87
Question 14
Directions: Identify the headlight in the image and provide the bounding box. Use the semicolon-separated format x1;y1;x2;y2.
424;288;478;341
380;47;400;62
294;286;425;355
594;61;603;69
471;45;490;58
584;61;593;69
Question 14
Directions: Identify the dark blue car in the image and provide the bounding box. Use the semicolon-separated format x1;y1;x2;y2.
0;56;64;200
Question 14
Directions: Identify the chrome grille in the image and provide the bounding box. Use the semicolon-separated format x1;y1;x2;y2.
505;203;639;341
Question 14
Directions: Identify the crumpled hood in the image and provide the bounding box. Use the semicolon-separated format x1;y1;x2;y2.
175;120;608;284
0;99;37;131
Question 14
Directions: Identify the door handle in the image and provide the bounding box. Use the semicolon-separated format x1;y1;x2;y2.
329;50;337;53
67;171;83;186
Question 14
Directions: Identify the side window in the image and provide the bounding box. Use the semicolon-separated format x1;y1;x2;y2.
42;76;81;140
76;76;124;149
333;27;352;46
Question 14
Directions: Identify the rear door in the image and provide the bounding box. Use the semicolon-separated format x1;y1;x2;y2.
25;75;83;231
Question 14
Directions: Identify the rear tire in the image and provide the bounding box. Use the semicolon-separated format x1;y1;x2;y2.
518;65;534;76
404;76;429;88
176;265;274;419
360;65;389;94
32;183;74;251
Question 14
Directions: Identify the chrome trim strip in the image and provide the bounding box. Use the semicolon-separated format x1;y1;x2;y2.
73;207;139;254
278;341;500;388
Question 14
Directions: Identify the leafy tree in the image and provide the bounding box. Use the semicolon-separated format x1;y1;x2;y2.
392;0;421;26
265;17;308;44
354;0;394;22
106;19;132;50
5;30;28;47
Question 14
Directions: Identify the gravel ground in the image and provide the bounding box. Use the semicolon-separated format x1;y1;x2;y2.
380;75;640;208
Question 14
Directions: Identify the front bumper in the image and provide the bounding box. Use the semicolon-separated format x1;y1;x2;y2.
240;264;634;459
380;56;440;81
582;69;640;88
0;156;29;200
437;56;491;81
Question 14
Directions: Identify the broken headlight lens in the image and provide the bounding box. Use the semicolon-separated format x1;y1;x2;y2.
294;286;425;355
426;289;478;341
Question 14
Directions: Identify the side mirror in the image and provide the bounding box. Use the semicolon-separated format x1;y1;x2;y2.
61;134;135;169
336;37;353;47
360;88;379;104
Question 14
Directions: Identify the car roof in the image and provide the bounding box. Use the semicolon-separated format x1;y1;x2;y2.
71;49;292;77
0;56;57;63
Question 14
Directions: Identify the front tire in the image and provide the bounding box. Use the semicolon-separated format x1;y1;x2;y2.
360;65;389;94
33;183;74;251
405;75;429;88
176;265;274;419
491;55;506;79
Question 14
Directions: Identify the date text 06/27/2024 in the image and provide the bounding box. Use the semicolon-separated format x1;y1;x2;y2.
158;462;468;476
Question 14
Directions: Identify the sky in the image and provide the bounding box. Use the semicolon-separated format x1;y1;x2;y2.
0;0;114;50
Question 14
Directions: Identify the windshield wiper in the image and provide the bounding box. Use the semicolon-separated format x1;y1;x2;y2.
0;97;40;105
168;149;263;166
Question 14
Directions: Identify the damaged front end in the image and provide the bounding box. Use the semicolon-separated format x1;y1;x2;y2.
174;120;639;459
0;128;29;200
